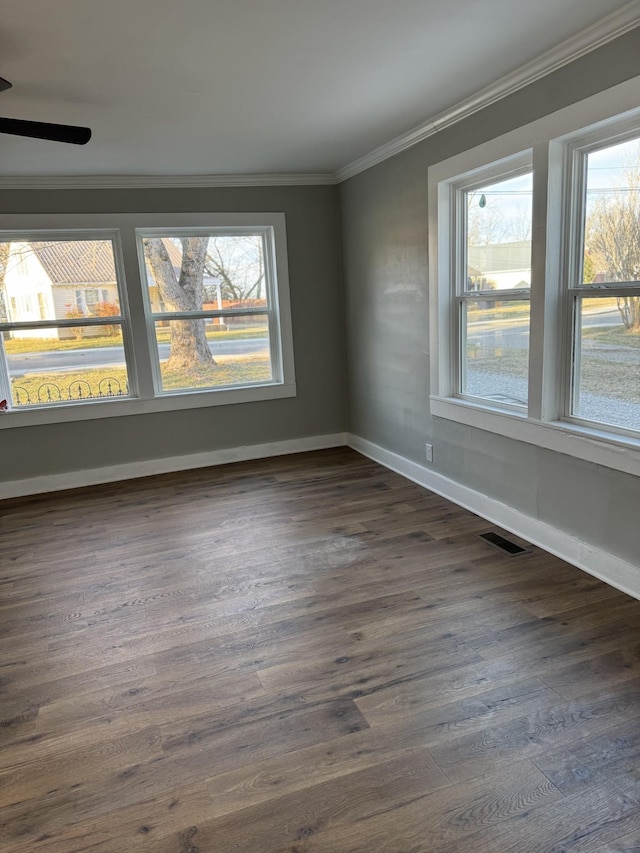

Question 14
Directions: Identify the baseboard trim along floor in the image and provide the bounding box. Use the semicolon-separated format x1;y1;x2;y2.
347;432;640;603
0;432;348;500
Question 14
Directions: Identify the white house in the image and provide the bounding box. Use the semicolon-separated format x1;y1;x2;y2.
467;240;532;291
3;240;119;339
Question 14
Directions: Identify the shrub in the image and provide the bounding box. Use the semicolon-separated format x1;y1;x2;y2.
92;301;120;336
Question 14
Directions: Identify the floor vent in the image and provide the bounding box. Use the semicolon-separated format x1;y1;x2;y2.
479;531;527;555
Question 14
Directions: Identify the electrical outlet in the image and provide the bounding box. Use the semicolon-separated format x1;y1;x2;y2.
425;443;433;463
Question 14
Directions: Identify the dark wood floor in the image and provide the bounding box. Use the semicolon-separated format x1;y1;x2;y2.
1;448;640;852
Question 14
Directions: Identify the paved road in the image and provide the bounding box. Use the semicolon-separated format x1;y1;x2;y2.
468;307;620;351
7;337;269;377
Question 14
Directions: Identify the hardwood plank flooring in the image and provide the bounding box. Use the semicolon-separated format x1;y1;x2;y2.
1;447;640;851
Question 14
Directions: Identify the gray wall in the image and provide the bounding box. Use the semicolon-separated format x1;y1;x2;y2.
340;28;640;566
0;185;347;481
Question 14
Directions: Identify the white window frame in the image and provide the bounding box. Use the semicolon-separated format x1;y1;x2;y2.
0;213;296;429
136;226;285;398
450;152;533;412
561;121;640;438
428;74;640;477
0;229;136;408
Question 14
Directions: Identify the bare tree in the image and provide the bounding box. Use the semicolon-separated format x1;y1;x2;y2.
585;150;640;331
143;237;215;369
467;192;531;245
505;207;532;243
467;192;509;245
204;235;265;302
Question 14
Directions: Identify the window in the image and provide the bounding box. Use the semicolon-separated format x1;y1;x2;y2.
456;165;533;410
75;288;103;314
0;213;295;426
137;229;279;395
0;237;131;408
566;136;640;434
429;80;640;475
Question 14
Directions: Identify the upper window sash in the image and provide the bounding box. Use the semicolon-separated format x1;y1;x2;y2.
0;229;129;319
454;162;532;284
564;122;640;288
136;225;277;312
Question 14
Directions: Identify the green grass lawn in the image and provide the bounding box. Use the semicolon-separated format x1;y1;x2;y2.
159;356;271;391
11;369;130;406
581;325;640;349
10;355;272;406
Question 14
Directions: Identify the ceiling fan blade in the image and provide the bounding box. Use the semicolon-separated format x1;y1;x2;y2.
0;77;12;93
0;116;91;145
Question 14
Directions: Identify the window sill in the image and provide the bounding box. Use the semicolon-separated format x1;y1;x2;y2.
0;381;297;429
430;396;640;477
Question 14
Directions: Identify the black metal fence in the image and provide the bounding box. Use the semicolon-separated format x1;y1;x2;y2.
12;377;128;406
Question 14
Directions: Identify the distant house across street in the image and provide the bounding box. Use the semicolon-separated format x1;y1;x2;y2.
467;240;531;290
3;240;119;339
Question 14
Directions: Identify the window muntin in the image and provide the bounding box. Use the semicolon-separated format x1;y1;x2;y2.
456;170;533;410
0;237;132;409
567;135;640;435
75;288;113;314
137;230;281;396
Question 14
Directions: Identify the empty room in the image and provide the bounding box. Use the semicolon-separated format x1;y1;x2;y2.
1;1;640;851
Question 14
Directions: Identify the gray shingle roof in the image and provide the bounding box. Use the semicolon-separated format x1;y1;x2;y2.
31;241;116;284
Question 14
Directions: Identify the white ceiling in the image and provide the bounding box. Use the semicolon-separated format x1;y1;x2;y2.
0;0;636;178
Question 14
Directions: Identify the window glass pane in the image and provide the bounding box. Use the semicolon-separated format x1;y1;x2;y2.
583;137;640;285
2;326;129;408
465;173;532;293
462;299;529;407
0;239;121;323
141;234;268;315
153;315;272;393
573;297;640;431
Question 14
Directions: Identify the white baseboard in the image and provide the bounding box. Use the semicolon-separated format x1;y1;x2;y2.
347;433;640;602
0;432;348;500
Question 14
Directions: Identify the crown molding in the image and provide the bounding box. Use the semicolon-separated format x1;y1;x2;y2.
337;0;640;182
0;172;338;190
1;4;638;190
